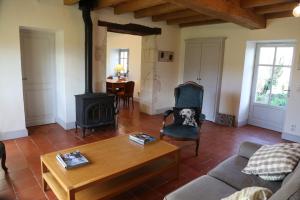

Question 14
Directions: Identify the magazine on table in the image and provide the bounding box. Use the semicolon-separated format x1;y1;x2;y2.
56;150;89;169
129;133;156;145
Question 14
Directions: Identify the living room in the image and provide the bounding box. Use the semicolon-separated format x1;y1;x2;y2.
1;0;300;199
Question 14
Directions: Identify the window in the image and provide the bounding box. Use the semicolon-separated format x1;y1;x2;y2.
119;49;129;74
253;43;294;107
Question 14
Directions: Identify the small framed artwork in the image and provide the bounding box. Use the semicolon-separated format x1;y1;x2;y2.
158;51;174;62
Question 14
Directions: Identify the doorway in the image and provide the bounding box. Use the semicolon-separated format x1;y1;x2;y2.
248;43;295;132
20;29;56;127
106;32;142;101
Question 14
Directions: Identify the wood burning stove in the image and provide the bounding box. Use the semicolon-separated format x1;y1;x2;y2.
75;0;117;137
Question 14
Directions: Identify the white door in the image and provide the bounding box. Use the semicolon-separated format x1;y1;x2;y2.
183;38;224;121
20;29;56;127
249;43;295;132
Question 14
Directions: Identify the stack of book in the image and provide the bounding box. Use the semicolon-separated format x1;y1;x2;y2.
56;150;89;169
129;133;156;145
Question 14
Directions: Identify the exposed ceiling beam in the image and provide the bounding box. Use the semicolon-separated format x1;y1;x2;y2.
165;0;266;29
135;3;183;18
114;0;166;14
255;2;297;14
167;15;213;25
241;0;297;8
98;20;162;36
152;9;199;22
180;19;226;28
64;0;79;5
265;11;294;19
95;0;129;9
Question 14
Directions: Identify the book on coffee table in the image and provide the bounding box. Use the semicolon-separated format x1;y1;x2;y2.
129;133;156;145
56;150;89;169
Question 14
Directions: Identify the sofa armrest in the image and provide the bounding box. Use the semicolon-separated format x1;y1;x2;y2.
238;142;262;159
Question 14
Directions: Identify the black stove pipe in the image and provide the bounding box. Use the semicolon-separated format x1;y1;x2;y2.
80;1;94;94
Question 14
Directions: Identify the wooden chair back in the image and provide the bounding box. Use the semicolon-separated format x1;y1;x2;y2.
124;81;135;97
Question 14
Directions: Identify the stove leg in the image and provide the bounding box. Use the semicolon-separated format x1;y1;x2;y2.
75;123;78;133
82;128;86;138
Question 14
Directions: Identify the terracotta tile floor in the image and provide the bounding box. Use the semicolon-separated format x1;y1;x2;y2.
0;103;284;200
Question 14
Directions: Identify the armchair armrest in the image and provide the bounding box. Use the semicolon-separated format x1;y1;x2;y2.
199;114;205;122
162;110;174;128
164;110;174;118
238;141;262;159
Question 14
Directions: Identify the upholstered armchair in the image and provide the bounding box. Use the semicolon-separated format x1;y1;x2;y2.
160;82;205;156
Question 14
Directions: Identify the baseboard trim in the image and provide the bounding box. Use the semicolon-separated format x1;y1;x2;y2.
55;117;75;130
237;120;248;127
282;132;300;143
0;129;28;140
155;107;172;115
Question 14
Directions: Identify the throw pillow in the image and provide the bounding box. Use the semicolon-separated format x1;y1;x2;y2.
242;143;300;181
173;107;199;127
221;187;272;200
259;173;287;181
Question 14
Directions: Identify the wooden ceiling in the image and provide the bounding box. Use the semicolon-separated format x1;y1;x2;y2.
65;0;298;29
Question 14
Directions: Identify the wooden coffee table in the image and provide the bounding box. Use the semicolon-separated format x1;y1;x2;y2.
41;134;179;200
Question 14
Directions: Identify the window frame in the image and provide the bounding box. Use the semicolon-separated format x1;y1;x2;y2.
118;49;129;74
252;42;295;109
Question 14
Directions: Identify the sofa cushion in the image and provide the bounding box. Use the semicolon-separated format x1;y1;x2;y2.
164;175;237;200
238;142;262;159
208;155;282;193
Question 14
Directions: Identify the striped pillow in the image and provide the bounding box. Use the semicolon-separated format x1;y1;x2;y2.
242;143;300;179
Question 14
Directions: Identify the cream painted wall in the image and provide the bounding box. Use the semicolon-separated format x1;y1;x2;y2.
0;0;84;139
94;8;180;113
180;17;300;139
106;32;142;99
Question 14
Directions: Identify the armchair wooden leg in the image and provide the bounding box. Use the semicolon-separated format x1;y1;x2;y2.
160;132;164;140
195;139;199;157
0;142;8;172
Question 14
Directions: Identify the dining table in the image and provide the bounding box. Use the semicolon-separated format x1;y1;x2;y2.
106;79;129;95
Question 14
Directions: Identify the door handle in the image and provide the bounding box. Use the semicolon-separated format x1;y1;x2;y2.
22;77;28;81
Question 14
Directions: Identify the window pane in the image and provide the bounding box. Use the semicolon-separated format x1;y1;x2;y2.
121;52;125;58
259;47;275;65
255;66;273;104
275;47;294;66
270;67;291;107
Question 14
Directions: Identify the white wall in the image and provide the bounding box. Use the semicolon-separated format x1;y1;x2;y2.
180;17;300;141
0;0;84;139
237;42;255;127
106;32;142;99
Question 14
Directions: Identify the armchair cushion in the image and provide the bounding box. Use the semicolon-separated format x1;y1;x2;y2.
162;123;199;139
173;107;200;127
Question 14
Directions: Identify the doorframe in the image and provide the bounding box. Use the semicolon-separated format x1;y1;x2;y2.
248;42;296;131
20;28;57;127
184;37;226;122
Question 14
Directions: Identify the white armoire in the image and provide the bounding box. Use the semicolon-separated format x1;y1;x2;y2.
183;37;225;121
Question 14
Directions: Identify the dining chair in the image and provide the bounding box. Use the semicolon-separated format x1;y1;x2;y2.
117;81;135;108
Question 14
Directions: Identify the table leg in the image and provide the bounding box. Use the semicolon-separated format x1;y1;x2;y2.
175;150;180;179
41;161;48;191
67;190;75;200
